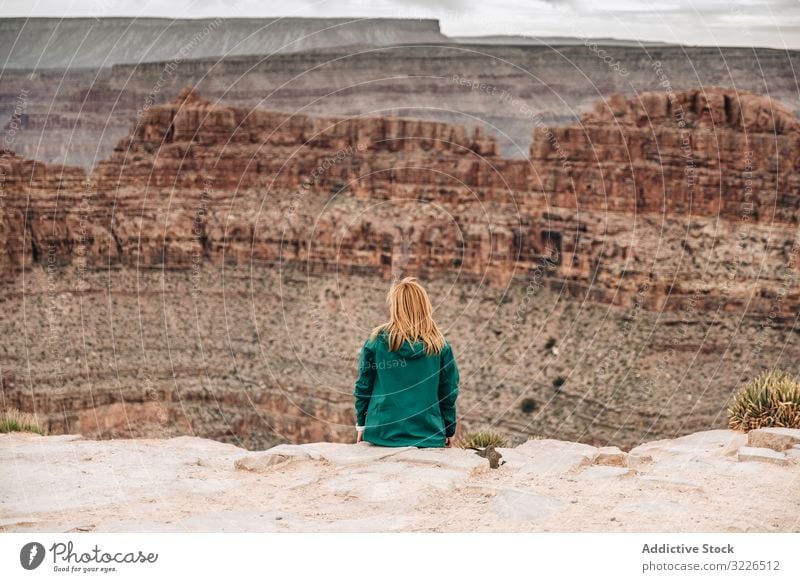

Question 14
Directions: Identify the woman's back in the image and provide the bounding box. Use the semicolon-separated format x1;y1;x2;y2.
353;277;459;448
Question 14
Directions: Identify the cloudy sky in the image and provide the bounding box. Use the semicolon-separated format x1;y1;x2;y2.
2;0;798;49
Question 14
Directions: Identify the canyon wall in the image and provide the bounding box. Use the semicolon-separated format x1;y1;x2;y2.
5;87;799;315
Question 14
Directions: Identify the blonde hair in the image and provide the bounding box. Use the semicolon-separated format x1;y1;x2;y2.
370;277;446;355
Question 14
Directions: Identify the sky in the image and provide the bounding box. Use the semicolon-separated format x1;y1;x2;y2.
1;0;798;49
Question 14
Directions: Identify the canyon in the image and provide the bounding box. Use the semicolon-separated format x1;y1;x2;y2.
1;85;798;450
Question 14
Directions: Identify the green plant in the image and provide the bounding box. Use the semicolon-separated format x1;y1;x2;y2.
728;370;800;431
553;375;567;390
0;408;45;435
458;430;508;449
520;397;538;414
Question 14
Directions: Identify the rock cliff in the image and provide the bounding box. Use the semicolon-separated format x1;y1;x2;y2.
4;87;799;316
2;428;798;532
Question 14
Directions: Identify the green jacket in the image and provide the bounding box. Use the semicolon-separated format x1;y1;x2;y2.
354;331;459;448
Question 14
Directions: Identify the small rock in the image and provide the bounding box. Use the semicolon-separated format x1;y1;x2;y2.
594;446;627;466
747;428;800;452
737;446;790;466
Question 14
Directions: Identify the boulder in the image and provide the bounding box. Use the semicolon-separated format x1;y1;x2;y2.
747;428;800;452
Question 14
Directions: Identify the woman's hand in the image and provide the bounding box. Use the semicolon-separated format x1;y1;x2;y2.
445;437;453;448
356;430;363;443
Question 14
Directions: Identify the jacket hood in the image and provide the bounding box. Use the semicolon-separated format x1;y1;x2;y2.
378;331;428;359
395;338;428;359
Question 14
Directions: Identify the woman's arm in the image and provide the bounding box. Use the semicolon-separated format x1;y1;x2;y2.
353;339;377;433
438;342;459;439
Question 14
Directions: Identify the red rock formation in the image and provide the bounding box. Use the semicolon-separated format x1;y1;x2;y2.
3;87;799;320
529;88;800;316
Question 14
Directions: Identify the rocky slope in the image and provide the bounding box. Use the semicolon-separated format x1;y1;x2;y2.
1;428;798;532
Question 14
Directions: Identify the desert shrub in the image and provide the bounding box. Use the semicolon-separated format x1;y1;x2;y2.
552;375;567;390
544;337;557;350
0;408;45;435
520;397;538;414
728;370;800;431
458;430;508;449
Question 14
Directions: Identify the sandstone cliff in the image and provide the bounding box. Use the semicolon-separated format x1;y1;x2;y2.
2;428;798;532
4;87;799;316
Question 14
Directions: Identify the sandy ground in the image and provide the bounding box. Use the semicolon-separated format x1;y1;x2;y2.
1;429;799;533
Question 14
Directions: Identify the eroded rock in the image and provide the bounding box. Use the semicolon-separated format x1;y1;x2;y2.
747;428;800;452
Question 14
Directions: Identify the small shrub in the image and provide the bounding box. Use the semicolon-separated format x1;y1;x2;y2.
0;408;45;435
544;337;557;350
553;376;567;390
729;370;800;431
520;397;538;414
458;430;508;449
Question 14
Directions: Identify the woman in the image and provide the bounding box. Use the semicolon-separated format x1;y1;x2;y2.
353;277;459;448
